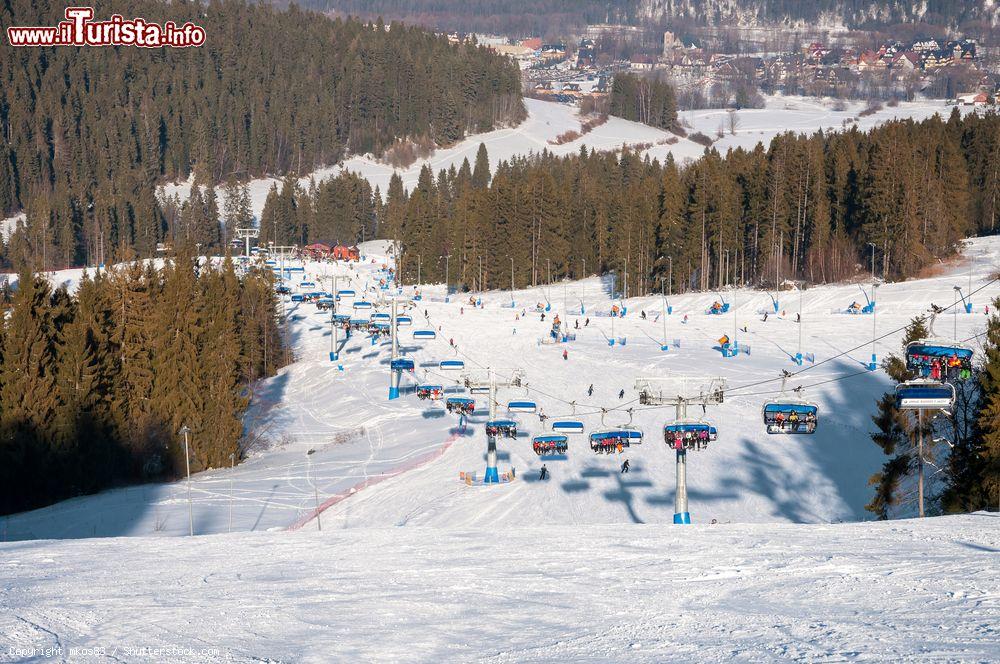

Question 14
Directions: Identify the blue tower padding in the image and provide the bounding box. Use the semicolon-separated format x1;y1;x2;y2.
794;352;803;365
673;512;691;524
485;435;500;483
965;301;973;314
667;305;673;315
868;354;877;371
389;369;400;400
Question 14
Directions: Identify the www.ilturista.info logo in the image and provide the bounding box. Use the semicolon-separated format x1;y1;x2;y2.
7;7;205;47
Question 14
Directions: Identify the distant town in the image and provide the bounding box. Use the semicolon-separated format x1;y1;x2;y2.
447;26;998;110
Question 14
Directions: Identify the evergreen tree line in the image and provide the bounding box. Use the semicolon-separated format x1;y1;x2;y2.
166;108;1000;298
361;109;998;294
0;257;285;515
0;0;524;269
608;74;679;133
868;307;1000;518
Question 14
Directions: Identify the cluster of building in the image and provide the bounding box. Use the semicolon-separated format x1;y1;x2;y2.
642;32;984;93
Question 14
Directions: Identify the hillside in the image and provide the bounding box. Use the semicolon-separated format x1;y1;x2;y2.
5;235;999;540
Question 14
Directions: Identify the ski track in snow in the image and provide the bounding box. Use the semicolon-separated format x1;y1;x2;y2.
0;517;997;662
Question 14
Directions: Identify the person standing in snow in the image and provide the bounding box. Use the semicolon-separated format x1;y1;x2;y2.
539;465;548;481
621;459;630;473
618;389;625;399
562;349;568;360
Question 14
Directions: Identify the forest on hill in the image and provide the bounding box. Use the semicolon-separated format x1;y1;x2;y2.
240;109;1000;295
0;0;524;270
0;257;285;515
305;0;998;35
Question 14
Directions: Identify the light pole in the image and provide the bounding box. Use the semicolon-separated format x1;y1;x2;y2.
179;425;193;537
796;285;803;365
668;256;673;297
954;285;961;339
869;283;879;371
868;242;877;281
442;254;451;302
510;256;515;302
229;452;235;534
307;448;321;531
330;275;339;362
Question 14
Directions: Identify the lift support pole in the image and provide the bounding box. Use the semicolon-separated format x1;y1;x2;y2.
484;368;500;483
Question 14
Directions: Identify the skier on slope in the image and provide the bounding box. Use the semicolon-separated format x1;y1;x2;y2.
587;384;594;397
621;459;630;474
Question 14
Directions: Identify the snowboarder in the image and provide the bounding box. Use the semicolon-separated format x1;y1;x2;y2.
587;384;594;397
541;312;546;321
574;320;579;329
763;312;768;322
562;349;568;361
796;312;801;323
640;311;646;320
621;459;630;473
618;389;625;399
539;465;549;481
585;318;590;327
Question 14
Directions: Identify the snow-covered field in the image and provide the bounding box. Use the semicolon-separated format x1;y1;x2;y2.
159;95;956;220
2;515;996;662
3;236;1000;660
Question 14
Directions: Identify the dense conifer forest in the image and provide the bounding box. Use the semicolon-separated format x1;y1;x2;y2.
250;109;1000;294
0;257;285;515
0;0;524;269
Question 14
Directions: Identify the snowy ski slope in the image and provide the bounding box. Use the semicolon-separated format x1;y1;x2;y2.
5;237;1000;541
1;515;996;662
158;95;958;220
2;239;1000;662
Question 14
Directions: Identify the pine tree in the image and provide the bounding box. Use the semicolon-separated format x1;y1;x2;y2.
0;273;58;511
472;143;491;189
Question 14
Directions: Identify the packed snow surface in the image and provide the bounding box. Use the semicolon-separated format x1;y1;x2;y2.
1;516;997;662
